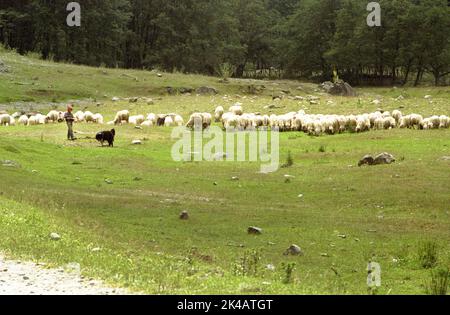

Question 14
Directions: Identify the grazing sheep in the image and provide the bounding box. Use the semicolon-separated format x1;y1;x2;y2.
129;115;145;126
420;118;433;130
27;116;38;126
186;113;203;129
392;110;402;124
45;110;60;123
0;114;11;126
146;113;157;124
18;115;29;126
84;111;95;123
383;117;396;130
174;115;184;126
35;114;46;124
439;115;450;129
201;113;212;129
215;106;224;122
164;116;174;127
356;116;370;133
229;103;243;116
93;113;104;124
409;114;423;129
141;120;153;127
399;115;411;129
74;111;85;122
114;110;130;125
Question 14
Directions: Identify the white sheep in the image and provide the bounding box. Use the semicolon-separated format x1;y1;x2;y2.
93;113;104;124
0;114;11;126
114;110;130;125
439;115;450;129
215;106;224;122
129;115;145;126
141;120;153;127
392;110;403;124
146;113;157;124
84;111;95;123
27;116;38;126
74;111;85;122
201;113;212;129
45;110;60;123
35;114;46;124
229;103;243;116
383;117;396;130
174;115;184;126
164;116;174;127
18;115;29;126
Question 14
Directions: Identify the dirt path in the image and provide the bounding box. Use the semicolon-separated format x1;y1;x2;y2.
0;254;129;295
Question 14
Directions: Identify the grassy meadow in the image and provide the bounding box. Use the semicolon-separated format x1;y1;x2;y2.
0;49;449;294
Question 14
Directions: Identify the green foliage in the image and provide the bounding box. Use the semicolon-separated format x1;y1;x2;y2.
418;241;439;269
281;262;296;284
425;267;449;295
281;151;294;168
233;249;261;277
1;0;447;85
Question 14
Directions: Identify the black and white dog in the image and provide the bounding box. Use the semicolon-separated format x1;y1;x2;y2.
96;129;116;147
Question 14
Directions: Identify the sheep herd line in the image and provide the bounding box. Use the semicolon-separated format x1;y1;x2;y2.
1;103;449;136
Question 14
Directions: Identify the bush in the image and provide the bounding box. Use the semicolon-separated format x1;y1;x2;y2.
281;151;294;168
418;241;439;269
425;267;449;295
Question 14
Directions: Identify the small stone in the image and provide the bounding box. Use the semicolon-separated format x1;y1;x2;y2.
231;176;239;181
320;253;330;257
247;227;263;235
298;194;304;198
135;126;142;130
179;211;189;220
284;244;304;256
266;264;276;271
337;234;347;239
132;140;142;145
112;97;120;102
104;179;113;184
50;233;61;241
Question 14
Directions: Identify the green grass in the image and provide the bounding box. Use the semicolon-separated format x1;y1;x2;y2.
0;49;450;294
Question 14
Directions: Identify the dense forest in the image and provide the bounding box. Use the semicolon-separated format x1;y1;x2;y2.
0;0;449;85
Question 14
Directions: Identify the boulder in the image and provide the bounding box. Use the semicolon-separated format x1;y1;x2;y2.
196;86;218;95
284;244;303;256
358;153;395;167
179;211;189;220
358;155;375;167
373;152;396;165
248;227;263;235
320;80;357;97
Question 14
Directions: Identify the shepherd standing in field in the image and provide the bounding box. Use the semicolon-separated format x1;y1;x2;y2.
64;104;76;141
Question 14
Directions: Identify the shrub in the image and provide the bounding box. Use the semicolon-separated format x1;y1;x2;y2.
281;151;294;168
418;241;439;269
425;267;449;295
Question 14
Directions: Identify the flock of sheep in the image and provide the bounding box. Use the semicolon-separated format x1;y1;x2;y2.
208;104;450;135
1;104;449;137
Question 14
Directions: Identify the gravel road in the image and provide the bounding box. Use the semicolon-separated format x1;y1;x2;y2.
0;254;129;295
